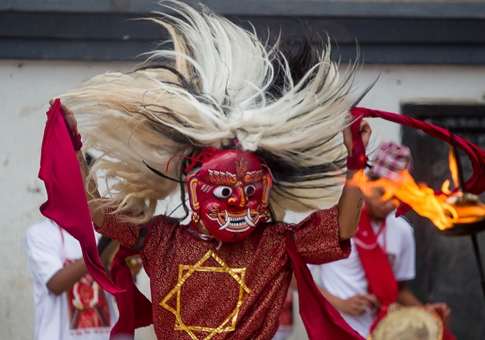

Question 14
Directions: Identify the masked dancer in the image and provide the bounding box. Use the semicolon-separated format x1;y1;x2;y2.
41;1;372;339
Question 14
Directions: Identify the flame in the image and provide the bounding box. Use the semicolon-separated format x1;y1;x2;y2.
347;169;485;230
449;148;459;189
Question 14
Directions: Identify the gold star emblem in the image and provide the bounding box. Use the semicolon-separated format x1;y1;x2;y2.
160;250;252;340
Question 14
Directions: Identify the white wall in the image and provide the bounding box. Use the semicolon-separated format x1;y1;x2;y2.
1;59;484;339
0;60;149;340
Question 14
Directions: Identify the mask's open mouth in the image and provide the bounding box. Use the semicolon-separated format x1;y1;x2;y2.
209;207;262;233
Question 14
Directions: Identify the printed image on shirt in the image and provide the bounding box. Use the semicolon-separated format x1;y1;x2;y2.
66;261;111;330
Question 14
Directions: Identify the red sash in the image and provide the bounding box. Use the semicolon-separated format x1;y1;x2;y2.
355;208;398;332
286;232;364;340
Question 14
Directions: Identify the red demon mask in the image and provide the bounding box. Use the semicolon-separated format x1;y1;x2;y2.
187;149;273;242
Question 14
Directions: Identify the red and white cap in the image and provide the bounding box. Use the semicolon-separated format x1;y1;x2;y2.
367;141;412;181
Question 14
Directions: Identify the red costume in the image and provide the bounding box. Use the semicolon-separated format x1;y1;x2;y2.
38;1;380;339
97;207;349;339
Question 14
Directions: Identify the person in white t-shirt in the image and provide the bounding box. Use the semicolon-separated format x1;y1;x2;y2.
25;219;117;340
314;212;416;336
313;141;451;338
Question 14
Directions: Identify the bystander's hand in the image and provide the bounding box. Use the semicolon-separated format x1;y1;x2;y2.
336;294;379;316
425;302;451;325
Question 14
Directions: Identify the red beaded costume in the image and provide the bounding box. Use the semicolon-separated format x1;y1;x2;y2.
98;207;349;339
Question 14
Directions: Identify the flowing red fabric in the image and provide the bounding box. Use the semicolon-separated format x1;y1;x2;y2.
39;99;121;295
347;112;367;169
110;247;153;339
38;99;152;339
351;107;485;216
355;208;398;332
286;232;364;340
284;112;364;340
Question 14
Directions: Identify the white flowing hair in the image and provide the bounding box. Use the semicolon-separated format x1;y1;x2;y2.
60;0;362;223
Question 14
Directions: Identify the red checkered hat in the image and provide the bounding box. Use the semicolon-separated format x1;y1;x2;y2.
367;141;412;181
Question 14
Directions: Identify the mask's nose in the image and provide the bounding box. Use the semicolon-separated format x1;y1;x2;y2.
227;186;246;208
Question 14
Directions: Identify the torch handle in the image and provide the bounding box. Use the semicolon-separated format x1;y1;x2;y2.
470;233;485;300
449;131;467;194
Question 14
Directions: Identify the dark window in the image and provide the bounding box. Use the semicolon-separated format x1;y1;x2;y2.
401;103;485;340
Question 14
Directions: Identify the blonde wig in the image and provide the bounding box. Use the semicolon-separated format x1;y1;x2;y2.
60;0;364;223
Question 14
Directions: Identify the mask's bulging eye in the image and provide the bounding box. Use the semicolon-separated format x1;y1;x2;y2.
213;186;233;199
244;184;256;196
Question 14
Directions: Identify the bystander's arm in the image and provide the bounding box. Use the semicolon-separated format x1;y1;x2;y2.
319;287;377;316
397;281;451;325
46;259;88;295
45;236;117;295
397;281;421;306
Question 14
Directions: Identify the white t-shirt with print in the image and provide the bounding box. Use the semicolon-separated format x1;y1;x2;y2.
313;213;415;338
25;219;116;340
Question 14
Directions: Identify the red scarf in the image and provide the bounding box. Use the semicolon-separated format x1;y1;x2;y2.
39;100;121;295
286;232;364;340
355;208;398;332
39;100;151;339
